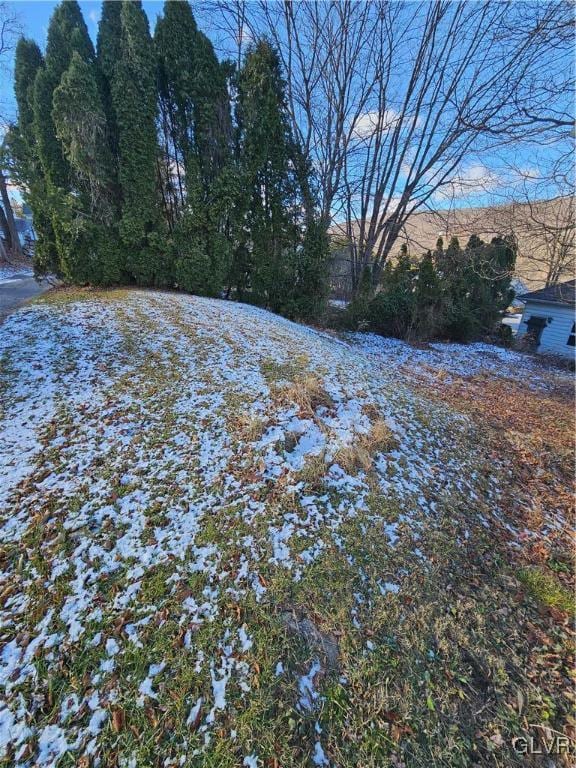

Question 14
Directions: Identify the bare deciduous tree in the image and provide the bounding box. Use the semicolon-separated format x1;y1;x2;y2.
200;0;574;293
489;172;575;288
0;168;21;257
519;195;574;287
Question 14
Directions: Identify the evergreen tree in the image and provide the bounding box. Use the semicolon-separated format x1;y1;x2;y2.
53;53;115;221
33;66;67;190
432;236;444;268
463;235;516;335
236;41;306;314
107;0;165;285
154;0;209;293
367;248;415;337
97;1;121;152
412;250;444;339
155;0;232;295
155;1;231;186
295;219;329;318
465;234;483;252
30;1;97;277
288;144;329;318
154;0;197;219
52;52;121;283
10;38;59;275
33;0;94;189
14;39;42;149
437;234;515;341
45;0;94;73
192;30;232;187
444;235;462;269
9;3;326;310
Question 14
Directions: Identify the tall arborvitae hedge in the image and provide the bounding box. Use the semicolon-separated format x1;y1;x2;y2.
235;40;327;317
111;0;165;285
52;51;121;284
9;0;328;317
34;0;94;189
154;0;210;293
10;38;59;275
155;0;233;296
32;1;97;277
361;236;516;342
96;1;122;173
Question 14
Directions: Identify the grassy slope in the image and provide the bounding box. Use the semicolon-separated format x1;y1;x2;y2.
0;288;573;768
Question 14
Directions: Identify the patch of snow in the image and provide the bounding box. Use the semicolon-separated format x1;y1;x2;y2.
238;625;253;652
88;708;108;736
313;740;329;766
186;697;203;727
298;659;321;711
37;724;69;766
0;263;33;282
138;677;158;700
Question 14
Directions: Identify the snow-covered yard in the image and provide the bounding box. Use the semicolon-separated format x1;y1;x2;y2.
0;289;573;767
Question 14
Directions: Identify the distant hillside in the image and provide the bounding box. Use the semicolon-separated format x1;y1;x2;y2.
331;196;574;294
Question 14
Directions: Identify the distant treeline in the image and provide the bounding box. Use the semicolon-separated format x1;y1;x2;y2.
8;1;327;319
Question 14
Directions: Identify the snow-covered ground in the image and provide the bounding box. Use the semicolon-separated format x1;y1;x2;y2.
346;330;569;389
0;290;571;767
0;263;33;283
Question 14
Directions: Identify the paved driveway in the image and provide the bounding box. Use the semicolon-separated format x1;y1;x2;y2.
0;273;53;323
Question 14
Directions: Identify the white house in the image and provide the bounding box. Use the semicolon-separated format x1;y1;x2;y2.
516;279;575;359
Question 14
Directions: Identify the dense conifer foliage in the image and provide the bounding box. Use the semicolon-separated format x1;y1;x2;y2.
356;236;517;342
10;0;328;317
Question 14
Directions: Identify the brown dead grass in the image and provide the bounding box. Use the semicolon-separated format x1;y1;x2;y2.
229;410;265;442
299;453;328;490
334;419;398;474
272;375;335;420
415;372;575;594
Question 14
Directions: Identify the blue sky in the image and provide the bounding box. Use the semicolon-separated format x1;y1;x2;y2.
1;1;165;122
1;1;572;213
12;0;163;49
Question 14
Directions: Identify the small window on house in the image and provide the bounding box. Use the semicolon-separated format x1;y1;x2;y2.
567;323;575;347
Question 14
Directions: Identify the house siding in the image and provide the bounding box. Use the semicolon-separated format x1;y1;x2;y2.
517;301;575;358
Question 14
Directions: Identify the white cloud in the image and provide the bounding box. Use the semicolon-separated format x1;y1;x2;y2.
88;9;100;26
434;163;501;200
508;166;541;184
352;109;400;139
352;109;421;140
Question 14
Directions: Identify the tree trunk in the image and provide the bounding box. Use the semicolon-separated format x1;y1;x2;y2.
0;171;22;259
0;225;7;261
0;203;12;253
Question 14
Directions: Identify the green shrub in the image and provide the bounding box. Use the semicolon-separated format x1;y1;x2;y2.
363;235;516;343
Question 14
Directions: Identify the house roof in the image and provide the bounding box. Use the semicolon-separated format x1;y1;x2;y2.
519;279;576;307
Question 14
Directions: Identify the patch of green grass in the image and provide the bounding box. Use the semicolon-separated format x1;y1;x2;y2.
32;286;133;306
517;566;574;614
260;354;310;383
